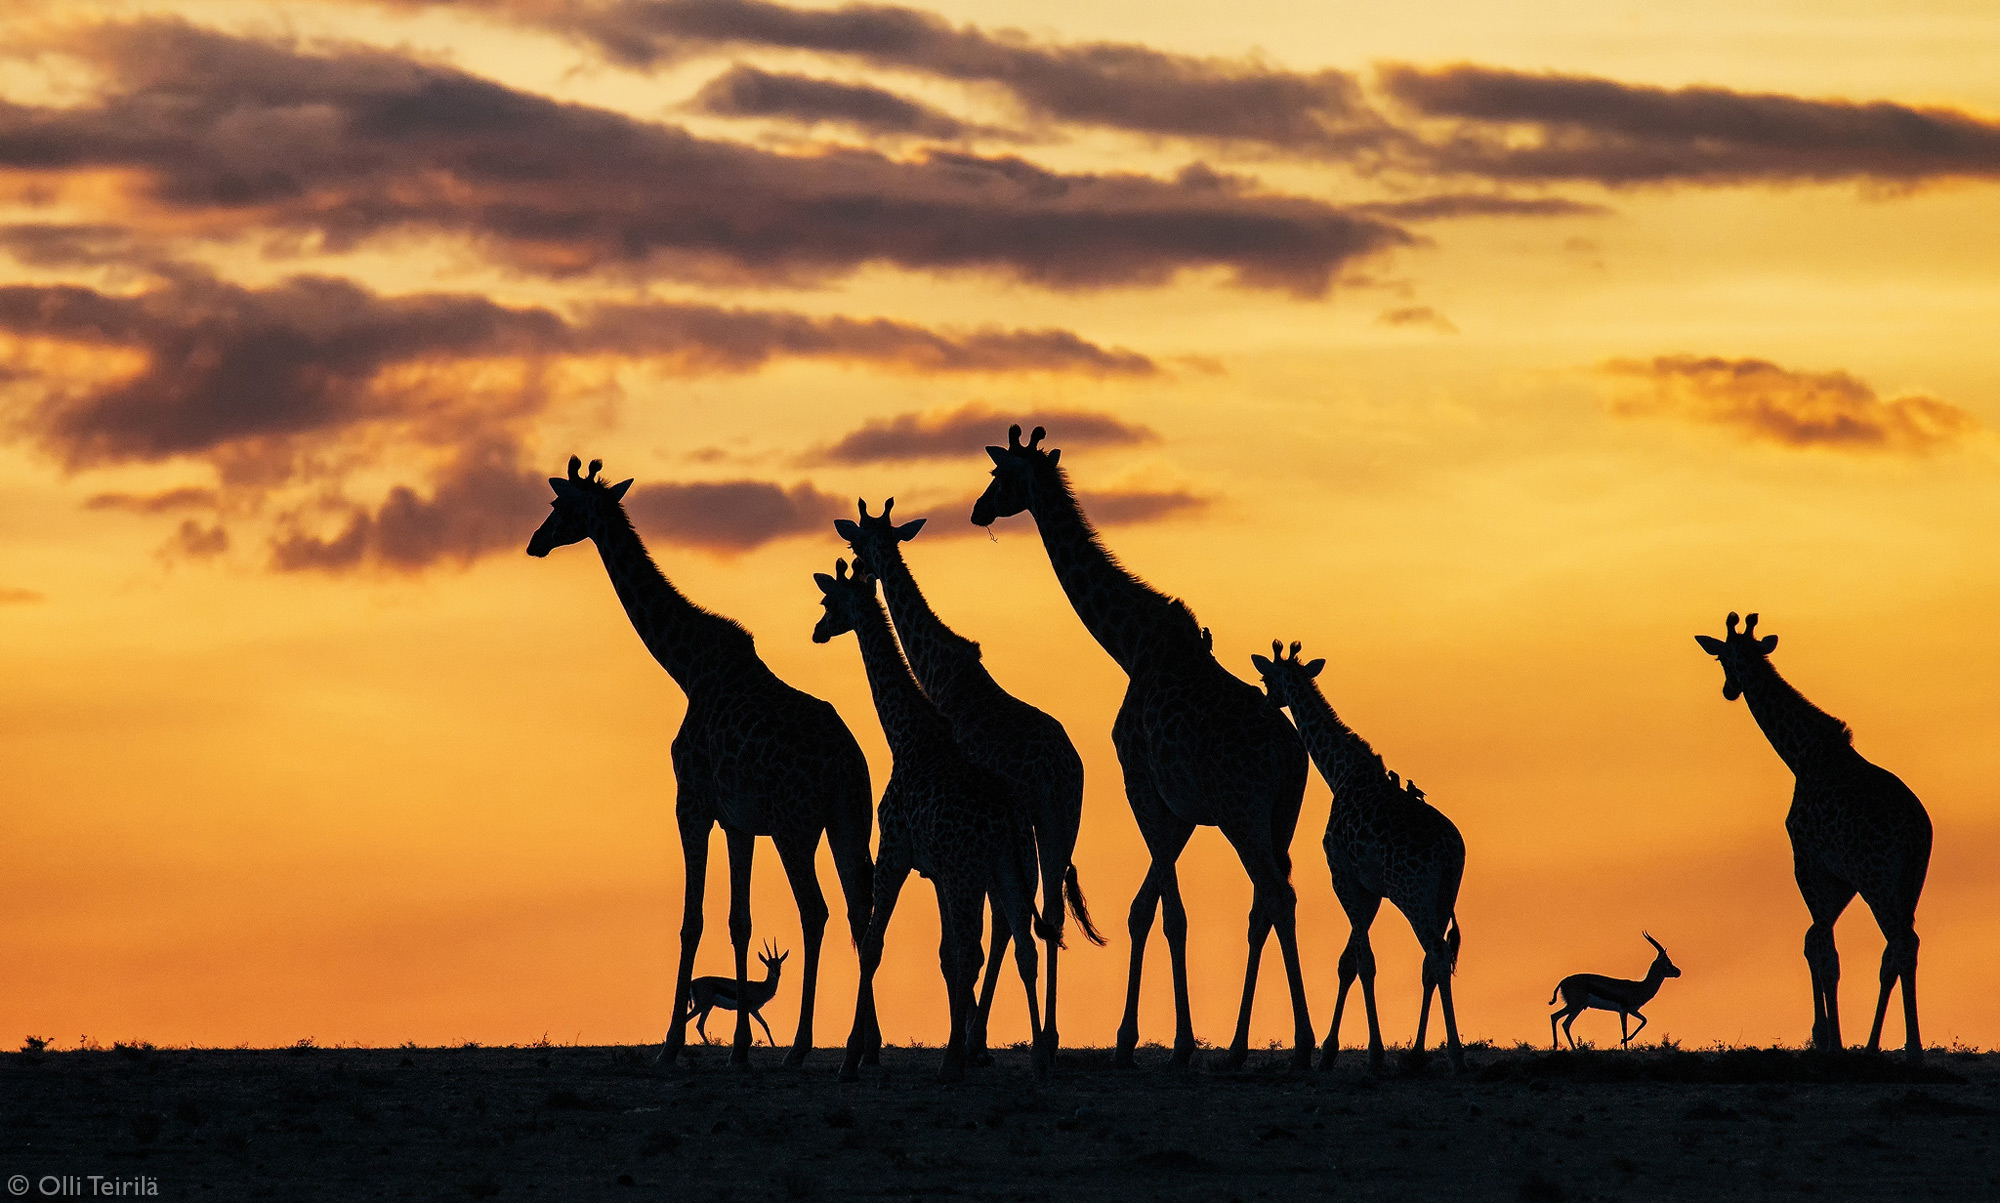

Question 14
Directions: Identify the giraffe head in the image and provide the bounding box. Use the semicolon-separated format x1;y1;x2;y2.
971;424;1058;526
1643;932;1682;980
1693;611;1779;701
526;455;632;557
834;497;926;565
811;556;879;643
1250;639;1326;711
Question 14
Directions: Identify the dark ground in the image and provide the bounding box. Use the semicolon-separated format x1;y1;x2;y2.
4;1042;1996;1201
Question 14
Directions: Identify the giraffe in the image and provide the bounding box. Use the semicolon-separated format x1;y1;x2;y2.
835;497;1104;1065
1252;640;1467;1073
971;424;1315;1070
1696;611;1932;1061
811;557;1050;1083
527;456;878;1070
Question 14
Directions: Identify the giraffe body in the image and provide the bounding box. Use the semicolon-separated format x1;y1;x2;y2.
972;425;1315;1070
1254;641;1467;1073
527;458;878;1070
813;558;1048;1083
837;499;1101;1064
1696;612;1932;1061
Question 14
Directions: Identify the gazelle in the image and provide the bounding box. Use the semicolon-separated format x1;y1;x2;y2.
682;941;789;1047
1549;933;1681;1049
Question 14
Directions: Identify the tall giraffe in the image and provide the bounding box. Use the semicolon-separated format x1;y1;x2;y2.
972;425;1314;1070
812;558;1049;1083
1253;640;1466;1073
1696;612;1932;1061
527;457;878;1069
836;497;1104;1064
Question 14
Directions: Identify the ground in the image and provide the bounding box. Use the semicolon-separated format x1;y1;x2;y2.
3;1043;1995;1201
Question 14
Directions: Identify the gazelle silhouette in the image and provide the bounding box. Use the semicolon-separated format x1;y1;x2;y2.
683;941;789;1047
1549;933;1680;1049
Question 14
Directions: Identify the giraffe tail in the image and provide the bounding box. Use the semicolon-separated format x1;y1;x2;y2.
1064;864;1108;947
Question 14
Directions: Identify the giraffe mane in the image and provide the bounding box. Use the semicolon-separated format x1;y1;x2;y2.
600;499;757;653
1047;461;1204;643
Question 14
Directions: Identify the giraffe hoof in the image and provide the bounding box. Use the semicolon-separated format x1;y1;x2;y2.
838;1064;861;1084
782;1049;808;1070
1289;1047;1313;1072
1223;1047;1248;1071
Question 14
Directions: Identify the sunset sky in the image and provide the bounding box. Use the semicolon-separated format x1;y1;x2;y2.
3;0;1998;1055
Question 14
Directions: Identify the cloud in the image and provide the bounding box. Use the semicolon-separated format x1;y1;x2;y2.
689;63;980;139
1381;65;2000;185
0;19;1408;294
0;586;44;604
271;444;549;572
0;268;1154;475
907;484;1208;537
555;0;1395;156
164;519;229;559
1351;195;1609;221
84;487;221;513
623;478;847;552
1377;305;1457;333
807;402;1156;465
1603;355;1982;452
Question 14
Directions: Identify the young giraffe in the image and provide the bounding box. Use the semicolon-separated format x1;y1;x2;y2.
836;498;1105;1065
972;425;1315;1070
527;457;879;1069
812;558;1050;1083
1253;641;1467;1073
1696;612;1932;1061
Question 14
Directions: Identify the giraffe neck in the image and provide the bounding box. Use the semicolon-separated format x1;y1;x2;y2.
848;594;954;762
586;501;758;695
1736;656;1854;776
1026;465;1198;673
1275;673;1395;802
864;538;993;715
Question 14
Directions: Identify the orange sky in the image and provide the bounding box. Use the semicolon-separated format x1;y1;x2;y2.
2;0;1997;1056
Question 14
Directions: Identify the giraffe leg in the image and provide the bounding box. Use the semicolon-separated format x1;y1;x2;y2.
1321;885;1381;1072
1795;855;1855;1053
824;780;879;1066
841;852;908;1083
662;809;712;1063
1867;928;1920;1061
1431;937;1466;1072
1113;814;1195;1068
1227;898;1274;1070
965;905;1009;1067
723;827;757;1069
1357;942;1385;1072
937;888;985;1085
1161;868;1197;1067
993;865;1048;1082
773;836;828;1069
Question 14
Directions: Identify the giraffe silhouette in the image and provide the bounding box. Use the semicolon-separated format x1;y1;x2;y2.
527;457;878;1069
836;497;1104;1066
812;557;1049;1083
1253;640;1467;1073
972;425;1314;1070
1696;611;1932;1061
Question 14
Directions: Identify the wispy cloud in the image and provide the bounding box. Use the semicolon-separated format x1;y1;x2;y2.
1382;65;2000;185
1377;305;1457;333
806;402;1156;465
1603;355;1982;452
624;478;848;552
0;586;44;604
0;19;1408;295
688;63;987;139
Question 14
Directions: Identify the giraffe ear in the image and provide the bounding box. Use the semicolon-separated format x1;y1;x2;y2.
986;446;1008;464
1303;658;1326;678
813;573;836;593
548;477;575;496
1757;634;1778;653
608;478;633;500
833;518;860;541
1047;448;1060;467
1250;654;1274;675
895;517;926;541
1694;635;1727;655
